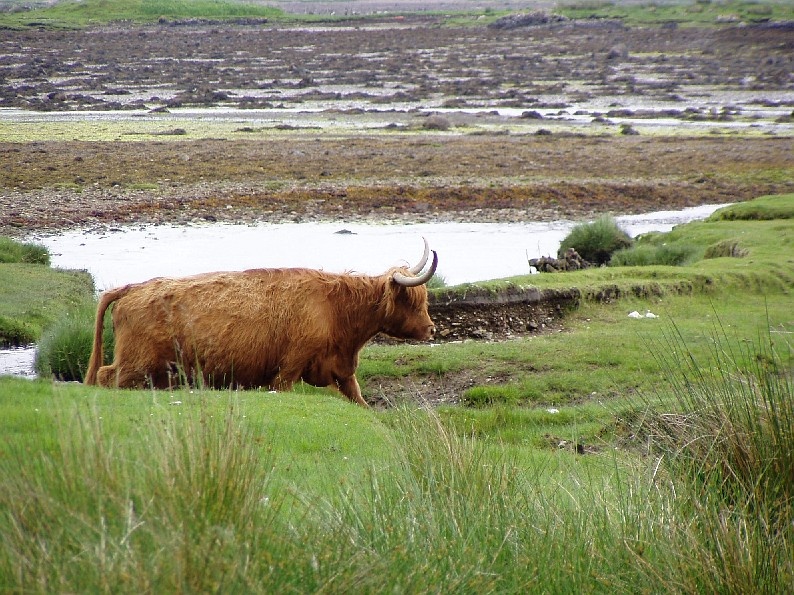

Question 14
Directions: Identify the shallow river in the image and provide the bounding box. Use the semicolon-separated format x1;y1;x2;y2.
36;204;725;290
3;203;726;377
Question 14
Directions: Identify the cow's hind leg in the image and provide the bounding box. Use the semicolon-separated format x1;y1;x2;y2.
272;369;299;394
96;364;119;387
96;363;160;389
96;364;147;388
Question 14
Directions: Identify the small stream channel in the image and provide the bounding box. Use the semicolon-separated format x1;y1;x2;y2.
3;203;727;378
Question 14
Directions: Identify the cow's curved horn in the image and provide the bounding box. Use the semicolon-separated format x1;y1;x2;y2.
409;237;430;275
393;250;438;287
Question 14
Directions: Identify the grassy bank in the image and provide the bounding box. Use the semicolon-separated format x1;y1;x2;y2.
0;237;94;346
0;0;285;29
445;193;794;300
559;0;794;26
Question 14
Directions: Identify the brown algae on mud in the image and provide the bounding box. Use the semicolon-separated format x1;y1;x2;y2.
2;132;793;234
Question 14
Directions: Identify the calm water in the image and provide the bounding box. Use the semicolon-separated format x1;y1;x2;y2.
0;346;37;379
34;204;726;291
3;203;727;378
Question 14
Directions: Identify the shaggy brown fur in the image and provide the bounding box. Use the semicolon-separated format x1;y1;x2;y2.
84;265;436;406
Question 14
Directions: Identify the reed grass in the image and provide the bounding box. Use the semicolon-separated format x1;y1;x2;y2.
610;243;699;267
2;344;793;592
34;302;108;381
558;214;633;265
0;399;279;591
629;314;794;591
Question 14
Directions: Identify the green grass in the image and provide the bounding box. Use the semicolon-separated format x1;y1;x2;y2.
609;195;794;266
35;300;114;381
0;0;285;29
441;194;794;301
3;0;792;30
361;292;792;435
558;214;633;265
2;328;792;591
610;242;699;267
0;237;95;346
708;191;794;221
559;0;794;26
0;237;49;265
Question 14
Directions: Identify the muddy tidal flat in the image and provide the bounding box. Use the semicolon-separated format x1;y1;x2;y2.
1;16;792;235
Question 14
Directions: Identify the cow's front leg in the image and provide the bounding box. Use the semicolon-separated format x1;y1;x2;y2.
335;375;369;408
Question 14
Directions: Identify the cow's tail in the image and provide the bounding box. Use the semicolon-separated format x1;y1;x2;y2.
84;285;131;385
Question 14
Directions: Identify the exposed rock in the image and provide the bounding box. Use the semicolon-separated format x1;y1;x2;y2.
529;248;592;273
488;12;569;30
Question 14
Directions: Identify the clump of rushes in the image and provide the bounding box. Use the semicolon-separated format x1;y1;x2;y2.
307;406;538;591
35;302;112;381
558;215;632;265
426;271;447;289
0;315;36;347
0;402;277;592
634;317;794;591
610;242;699;266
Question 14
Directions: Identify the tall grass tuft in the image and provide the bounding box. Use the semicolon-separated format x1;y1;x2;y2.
635;316;794;590
610;242;699;266
0;314;36;347
0;401;278;592
558;215;633;265
301;406;538;591
298;406;665;592
426;270;447;289
35;302;112;381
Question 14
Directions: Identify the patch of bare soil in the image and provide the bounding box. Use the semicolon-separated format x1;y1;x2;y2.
365;369;490;408
366;286;578;406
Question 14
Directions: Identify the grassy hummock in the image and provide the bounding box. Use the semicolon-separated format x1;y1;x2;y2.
447;193;794;301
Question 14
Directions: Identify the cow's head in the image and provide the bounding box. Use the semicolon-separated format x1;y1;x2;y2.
380;239;438;340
